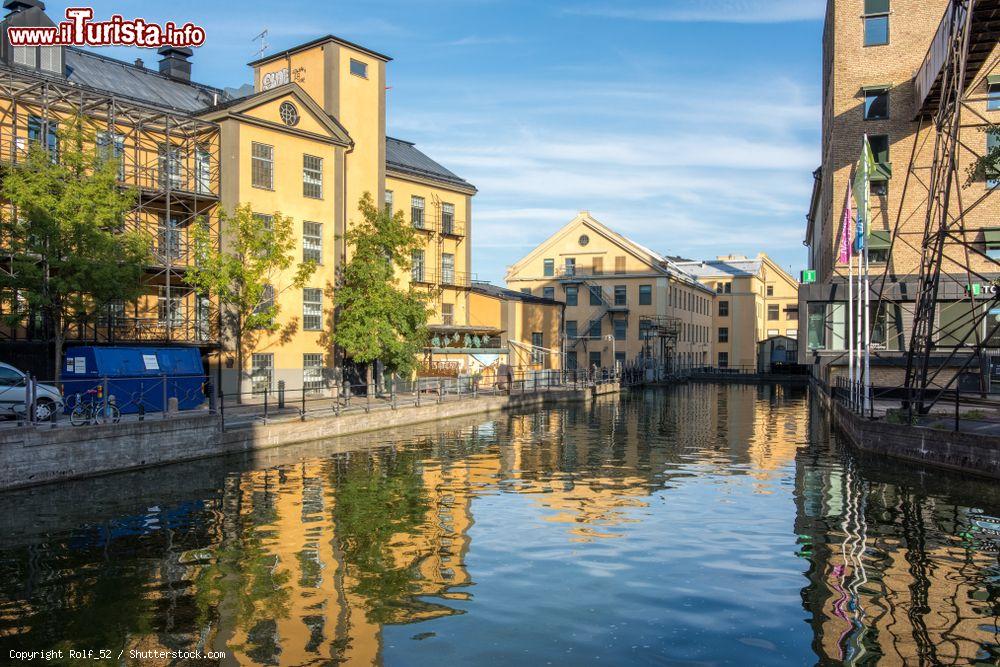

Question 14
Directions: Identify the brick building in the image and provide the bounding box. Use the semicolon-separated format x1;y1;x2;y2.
800;0;1000;388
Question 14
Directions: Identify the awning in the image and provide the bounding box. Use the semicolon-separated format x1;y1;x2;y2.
988;74;1000;86
984;228;1000;247
861;83;892;92
868;229;892;250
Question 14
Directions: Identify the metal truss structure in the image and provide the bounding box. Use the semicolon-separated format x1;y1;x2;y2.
864;0;1000;414
0;65;221;348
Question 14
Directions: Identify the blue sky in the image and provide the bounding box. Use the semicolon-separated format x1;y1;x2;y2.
52;0;824;284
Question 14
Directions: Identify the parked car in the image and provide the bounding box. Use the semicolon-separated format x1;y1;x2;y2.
0;362;63;421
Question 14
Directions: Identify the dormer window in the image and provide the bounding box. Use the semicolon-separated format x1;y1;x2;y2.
12;45;34;67
39;46;60;73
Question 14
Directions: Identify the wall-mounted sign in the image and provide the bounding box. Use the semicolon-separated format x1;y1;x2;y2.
801;269;816;284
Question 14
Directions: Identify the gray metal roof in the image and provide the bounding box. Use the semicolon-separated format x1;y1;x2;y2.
65;48;225;113
386;136;475;191
472;281;560;305
674;259;763;278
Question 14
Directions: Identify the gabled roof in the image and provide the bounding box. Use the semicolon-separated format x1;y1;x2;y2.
386;137;476;193
505;211;713;293
65;48;225;113
199;83;352;146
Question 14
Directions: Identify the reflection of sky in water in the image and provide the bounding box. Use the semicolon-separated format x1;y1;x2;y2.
0;384;998;666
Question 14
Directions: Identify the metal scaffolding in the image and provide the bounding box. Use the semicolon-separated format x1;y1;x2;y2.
869;0;1000;414
0;64;221;348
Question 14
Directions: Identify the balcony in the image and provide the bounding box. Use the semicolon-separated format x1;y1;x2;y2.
409;269;473;288
411;216;467;238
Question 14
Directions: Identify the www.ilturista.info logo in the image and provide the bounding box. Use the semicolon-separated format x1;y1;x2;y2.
7;7;205;48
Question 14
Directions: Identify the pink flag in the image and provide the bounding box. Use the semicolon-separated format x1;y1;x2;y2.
838;183;853;264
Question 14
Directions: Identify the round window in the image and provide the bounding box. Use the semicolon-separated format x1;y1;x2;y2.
579;234;590;247
279;101;299;126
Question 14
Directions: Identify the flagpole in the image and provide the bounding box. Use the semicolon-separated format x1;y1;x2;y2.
847;195;855;410
862;136;872;415
856;231;863;410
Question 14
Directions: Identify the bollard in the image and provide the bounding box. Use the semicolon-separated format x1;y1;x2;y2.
366;383;371;413
301;385;306;420
263;386;269;422
278;380;286;409
416;379;421;407
161;374;168;420
168;396;179;414
391;378;396;409
206;381;216;413
138;402;145;422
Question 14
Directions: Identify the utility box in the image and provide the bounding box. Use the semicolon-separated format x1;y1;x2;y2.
62;346;206;414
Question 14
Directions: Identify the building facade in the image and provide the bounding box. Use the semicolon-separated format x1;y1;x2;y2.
0;1;477;391
800;0;1000;388
674;254;799;369
505;213;715;371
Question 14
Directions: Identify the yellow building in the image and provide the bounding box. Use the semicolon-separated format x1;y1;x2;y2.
0;1;479;389
467;282;564;374
505;212;715;372
673;254;800;369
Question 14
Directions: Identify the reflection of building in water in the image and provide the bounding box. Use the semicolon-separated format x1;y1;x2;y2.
795;441;1000;665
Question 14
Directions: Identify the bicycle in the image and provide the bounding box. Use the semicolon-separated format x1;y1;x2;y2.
69;388;121;426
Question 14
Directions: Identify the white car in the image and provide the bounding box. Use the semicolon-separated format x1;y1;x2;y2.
0;362;63;421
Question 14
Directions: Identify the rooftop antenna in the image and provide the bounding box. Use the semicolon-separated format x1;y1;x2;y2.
252;29;269;59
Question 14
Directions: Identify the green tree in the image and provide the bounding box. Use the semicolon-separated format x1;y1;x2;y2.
333;193;432;391
187;204;316;396
0;118;147;378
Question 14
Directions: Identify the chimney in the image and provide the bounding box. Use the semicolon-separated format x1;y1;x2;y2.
3;0;45;17
134;57;143;69
157;46;192;82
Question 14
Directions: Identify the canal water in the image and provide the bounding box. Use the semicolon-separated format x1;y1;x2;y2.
1;384;998;666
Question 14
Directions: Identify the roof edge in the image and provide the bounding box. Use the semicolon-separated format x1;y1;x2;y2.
248;34;392;68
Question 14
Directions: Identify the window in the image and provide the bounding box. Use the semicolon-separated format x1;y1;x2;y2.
639;285;652;306
303;154;323;199
592;257;603;275
157;214;181;260
767;329;780;337
303;354;324;394
718;327;729;343
543;287;555;300
990;80;1000;111
639;319;652;341
768;304;780;321
864;87;889;120
195;145;212;194
564;257;576;276
566;350;578;370
13;45;35;68
384;190;393;215
579;235;590;247
566;320;578;339
766;285;774;297
863;0;889;46
254;284;275;327
157;286;183;327
719;300;729;317
718;352;729;369
441;203;455;234
532;332;544;364
442;303;454;326
251;142;273;189
614;319;627;341
38;46;61;73
411;196;425;228
787;329;799;339
988;130;999;190
350;58;368;78
786;307;799;321
589;351;602;368
441;253;455;284
251;353;273;394
614;256;626;274
254;213;274;231
869;134;890;164
566;285;579;307
615;351;626;367
279;101;299;126
97;131;125;180
871;180;888;197
543;259;554;277
614;285;627;306
521;288;532;296
411;250;425;282
158;143;183;189
589;286;603;306
588;319;602;339
303;222;322;264
303;288;322;331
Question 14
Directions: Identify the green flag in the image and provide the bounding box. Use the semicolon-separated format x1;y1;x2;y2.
852;136;876;250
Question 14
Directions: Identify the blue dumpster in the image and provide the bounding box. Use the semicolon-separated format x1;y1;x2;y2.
62;346;206;414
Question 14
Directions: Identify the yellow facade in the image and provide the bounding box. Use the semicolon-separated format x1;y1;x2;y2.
467;285;564;372
505;212;714;371
675;254;800;369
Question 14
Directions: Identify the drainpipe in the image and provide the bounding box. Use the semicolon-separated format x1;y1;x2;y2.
333;139;356;385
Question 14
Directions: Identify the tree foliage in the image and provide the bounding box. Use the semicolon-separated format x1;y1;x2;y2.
0;117;147;377
187;204;316;390
333;193;432;377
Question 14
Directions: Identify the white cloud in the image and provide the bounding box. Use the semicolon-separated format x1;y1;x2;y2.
564;0;825;24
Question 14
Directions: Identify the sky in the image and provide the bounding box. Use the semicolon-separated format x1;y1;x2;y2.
48;0;825;284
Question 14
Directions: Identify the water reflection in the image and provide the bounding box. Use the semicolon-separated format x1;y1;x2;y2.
0;384;997;665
